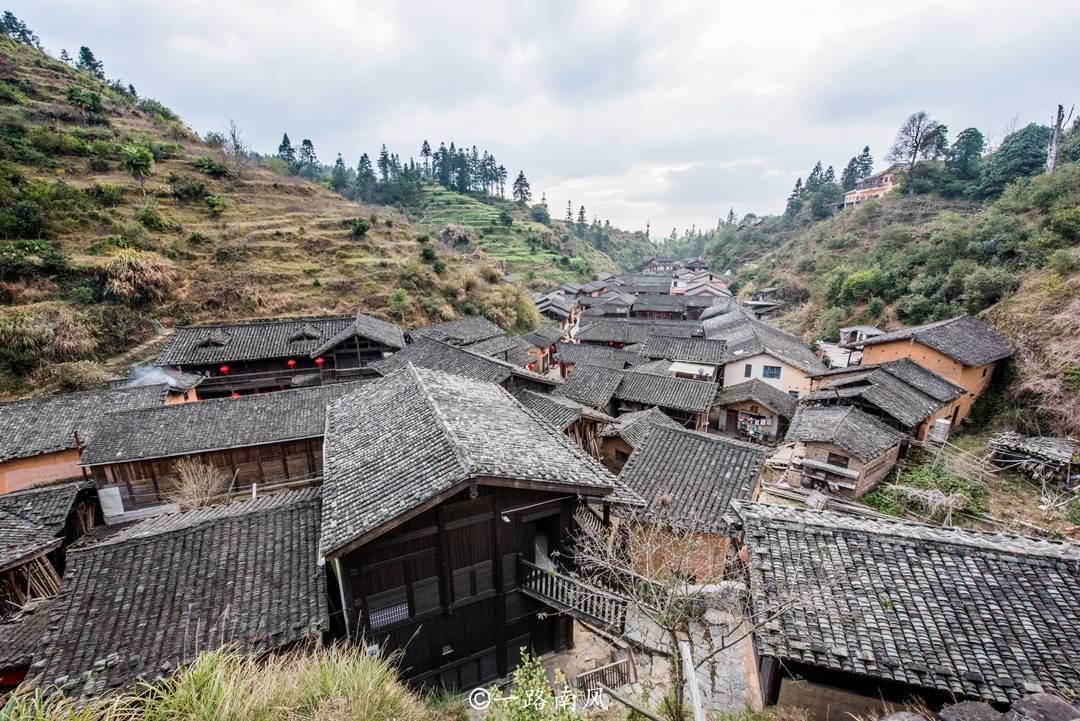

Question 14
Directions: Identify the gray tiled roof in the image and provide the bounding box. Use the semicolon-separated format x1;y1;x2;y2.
27;488;326;699
641;335;727;365
0;385;167;463
79;382;366;466
614;371;719;413
156;314;402;366
729;501;1080;704
787;405;903;462
554;342;638;370
807;359;964;429
520;327;564;350
320;365;617;557
81;488;323;548
514;389;615;431
704;313;827;376
374;337;558;387
553;364;626;407
408;316;505;346
855;315;1012;367
716;380;798;419
0;482;81;572
621;426;766;535
630;295;686;313
575;318;702;345
598;407;683;449
0;599;53;669
308;312;406;356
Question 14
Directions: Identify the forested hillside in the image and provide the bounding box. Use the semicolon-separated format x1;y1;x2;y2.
0;18;648;397
673;112;1080;434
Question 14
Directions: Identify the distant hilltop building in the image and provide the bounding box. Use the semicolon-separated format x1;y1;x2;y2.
842;162;907;207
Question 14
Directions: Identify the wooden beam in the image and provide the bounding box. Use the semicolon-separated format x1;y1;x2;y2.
435;504;453;614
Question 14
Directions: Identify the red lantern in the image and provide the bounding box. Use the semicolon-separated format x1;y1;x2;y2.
219;365;230;375
607;341;614;346
527;363;535;371
287;358;297;368
314;357;325;367
230;392;240;399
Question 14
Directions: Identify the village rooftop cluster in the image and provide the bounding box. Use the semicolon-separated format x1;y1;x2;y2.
0;254;1076;717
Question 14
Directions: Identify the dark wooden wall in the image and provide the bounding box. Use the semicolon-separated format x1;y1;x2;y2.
91;437;323;511
337;485;577;690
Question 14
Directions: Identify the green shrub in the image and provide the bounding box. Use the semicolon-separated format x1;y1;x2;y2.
136;97;179;121
420;244;438;263
0;199;46;238
204;194;226;215
1047;249;1079;275
169;175;208;201
1062;363;1080;394
839;267;886;302
960;265;1018;313
432;257;447;274
186;231;209;246
1049;206;1080;241
1067;497;1080;525
350;217;370;237
137;205;176;232
530;204;551;224
194;155;229;177
481;266;502;284
89;182;124;206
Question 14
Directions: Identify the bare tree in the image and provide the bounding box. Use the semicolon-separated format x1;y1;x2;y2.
562;509;825;721
223;119;251;178
1046;104;1074;174
167;457;230;508
887;111;947;194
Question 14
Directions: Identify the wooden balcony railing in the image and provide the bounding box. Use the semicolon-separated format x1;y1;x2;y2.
517;557;628;635
194;366;375;394
570;655;635;691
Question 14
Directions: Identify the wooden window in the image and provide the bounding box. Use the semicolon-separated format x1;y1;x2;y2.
788;390;799;398
744;363;752;378
826;453;849;469
762;365;782;379
368;601;410;630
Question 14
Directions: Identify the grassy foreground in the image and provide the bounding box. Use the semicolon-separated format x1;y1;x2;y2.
2;646;465;721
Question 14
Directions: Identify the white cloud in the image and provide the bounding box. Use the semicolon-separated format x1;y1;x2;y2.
13;0;1080;238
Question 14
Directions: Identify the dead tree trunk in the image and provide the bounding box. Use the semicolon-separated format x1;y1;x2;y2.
1046;104;1065;174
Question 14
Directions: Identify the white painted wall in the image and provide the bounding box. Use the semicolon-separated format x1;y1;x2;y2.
721;353;812;396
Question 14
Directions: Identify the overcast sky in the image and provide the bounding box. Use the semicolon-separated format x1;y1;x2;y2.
14;1;1080;238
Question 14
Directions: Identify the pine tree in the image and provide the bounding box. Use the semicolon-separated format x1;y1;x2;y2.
565;201;573;223
726;207;737;225
577;205;587;225
496;165;507;197
823;165;836;184
420;140;432;178
377;145;391;183
785;178;804;216
856;146;874;179
277;133;296;166
356;154;376;200
298;139;317;174
76;47;105;79
805;162;824;191
59;49;73;65
512;171;531;203
331;154;348;191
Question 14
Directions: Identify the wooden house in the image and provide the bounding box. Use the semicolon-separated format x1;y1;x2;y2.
374;337;560;394
407;316;505;347
514;389;615;459
629;294;688;320
715;379;797;440
553;342;639;378
573;318;702;348
77;382;364;519
155;313;405;398
851;315;1012;428
618;425;767;578
516;327;563;374
24;489;325;700
319;365;635;690
642;256;679;274
615;274;675;295
639;334;728;382
597;407;683;473
783;405;903;497
0;483;95;620
805;358;965;440
0;385;167;495
704;312;827;397
728;501;1080;717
